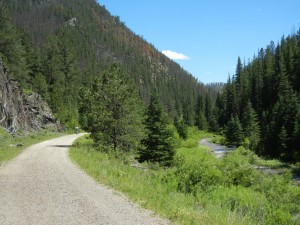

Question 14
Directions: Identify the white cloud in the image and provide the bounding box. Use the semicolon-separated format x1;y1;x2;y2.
162;50;190;60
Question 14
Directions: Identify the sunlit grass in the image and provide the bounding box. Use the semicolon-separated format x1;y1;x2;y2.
0;127;62;164
69;130;300;225
69;134;251;224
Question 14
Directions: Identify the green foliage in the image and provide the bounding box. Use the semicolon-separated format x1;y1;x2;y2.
195;95;208;130
221;147;259;187
219;31;300;163
71;131;300;225
180;127;213;148
0;1;29;87
225;115;243;147
293;110;300;161
201;185;270;223
5;0;211;130
79;64;145;152
210;135;226;145
175;146;223;193
241;102;260;151
138;90;175;167
174;116;188;139
42;27;80;128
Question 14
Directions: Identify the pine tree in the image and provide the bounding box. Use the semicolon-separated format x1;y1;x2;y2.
42;28;81;128
195;95;207;130
235;56;243;84
215;92;226;127
204;93;212;124
182;97;194;126
0;1;27;86
205;92;218;131
217;29;300;162
292;107;300;161
224;76;238;123
80;63;145;151
174;116;188;139
278;125;289;159
225;115;243;147
262;44;276;109
138;90;175;166
241;102;260;151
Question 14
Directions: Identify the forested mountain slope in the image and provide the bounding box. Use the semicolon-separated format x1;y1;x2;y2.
3;0;207;127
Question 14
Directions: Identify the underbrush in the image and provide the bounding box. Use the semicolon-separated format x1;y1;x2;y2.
0;127;62;164
69;129;300;225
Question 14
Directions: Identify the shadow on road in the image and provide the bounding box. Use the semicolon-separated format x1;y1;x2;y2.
50;145;72;148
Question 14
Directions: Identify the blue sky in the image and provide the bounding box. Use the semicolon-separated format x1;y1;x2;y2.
97;0;300;84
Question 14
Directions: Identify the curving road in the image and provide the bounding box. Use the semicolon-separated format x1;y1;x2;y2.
0;134;169;225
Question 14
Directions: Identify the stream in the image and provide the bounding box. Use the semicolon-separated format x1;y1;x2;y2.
199;138;300;185
199;138;234;158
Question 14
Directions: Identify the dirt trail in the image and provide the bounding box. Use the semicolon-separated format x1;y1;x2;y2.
0;134;169;225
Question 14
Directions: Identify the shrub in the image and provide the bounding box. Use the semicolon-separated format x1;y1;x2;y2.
221;147;259;187
175;147;223;193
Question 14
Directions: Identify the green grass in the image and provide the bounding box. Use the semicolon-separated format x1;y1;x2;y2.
210;134;226;145
254;157;287;169
69;135;247;224
0;127;62;164
69;129;300;225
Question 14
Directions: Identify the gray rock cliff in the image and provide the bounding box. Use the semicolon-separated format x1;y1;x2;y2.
0;59;58;132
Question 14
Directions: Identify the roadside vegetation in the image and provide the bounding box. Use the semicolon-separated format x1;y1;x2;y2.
69;128;300;225
0;127;62;164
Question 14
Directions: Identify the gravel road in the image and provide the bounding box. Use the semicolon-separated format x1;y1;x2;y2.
0;134;170;225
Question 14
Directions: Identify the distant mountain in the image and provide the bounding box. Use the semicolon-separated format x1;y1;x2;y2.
5;0;208;121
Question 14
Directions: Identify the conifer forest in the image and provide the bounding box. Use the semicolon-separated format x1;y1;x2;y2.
1;0;300;164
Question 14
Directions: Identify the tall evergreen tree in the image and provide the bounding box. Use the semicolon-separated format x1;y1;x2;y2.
0;1;27;86
235;56;243;84
205;92;218;131
241;102;260;151
292;107;300;161
195;95;207;130
174;116;188;139
138;90;175;166
218;28;300;162
42;28;80;128
79;64;145;151
224;76;238;123
225;115;243;147
215;92;226;127
262;43;276;109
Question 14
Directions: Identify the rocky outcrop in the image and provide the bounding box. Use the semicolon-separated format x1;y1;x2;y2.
23;92;59;131
0;60;58;132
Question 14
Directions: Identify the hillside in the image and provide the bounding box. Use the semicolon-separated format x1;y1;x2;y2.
4;0;207;127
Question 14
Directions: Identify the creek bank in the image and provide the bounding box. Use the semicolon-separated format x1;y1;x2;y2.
199;138;234;158
199;138;300;185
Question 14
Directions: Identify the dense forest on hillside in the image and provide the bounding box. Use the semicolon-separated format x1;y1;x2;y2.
217;32;300;162
2;0;300;164
2;0;209;128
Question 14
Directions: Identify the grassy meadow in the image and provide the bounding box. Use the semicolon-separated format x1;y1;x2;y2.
69;127;300;225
